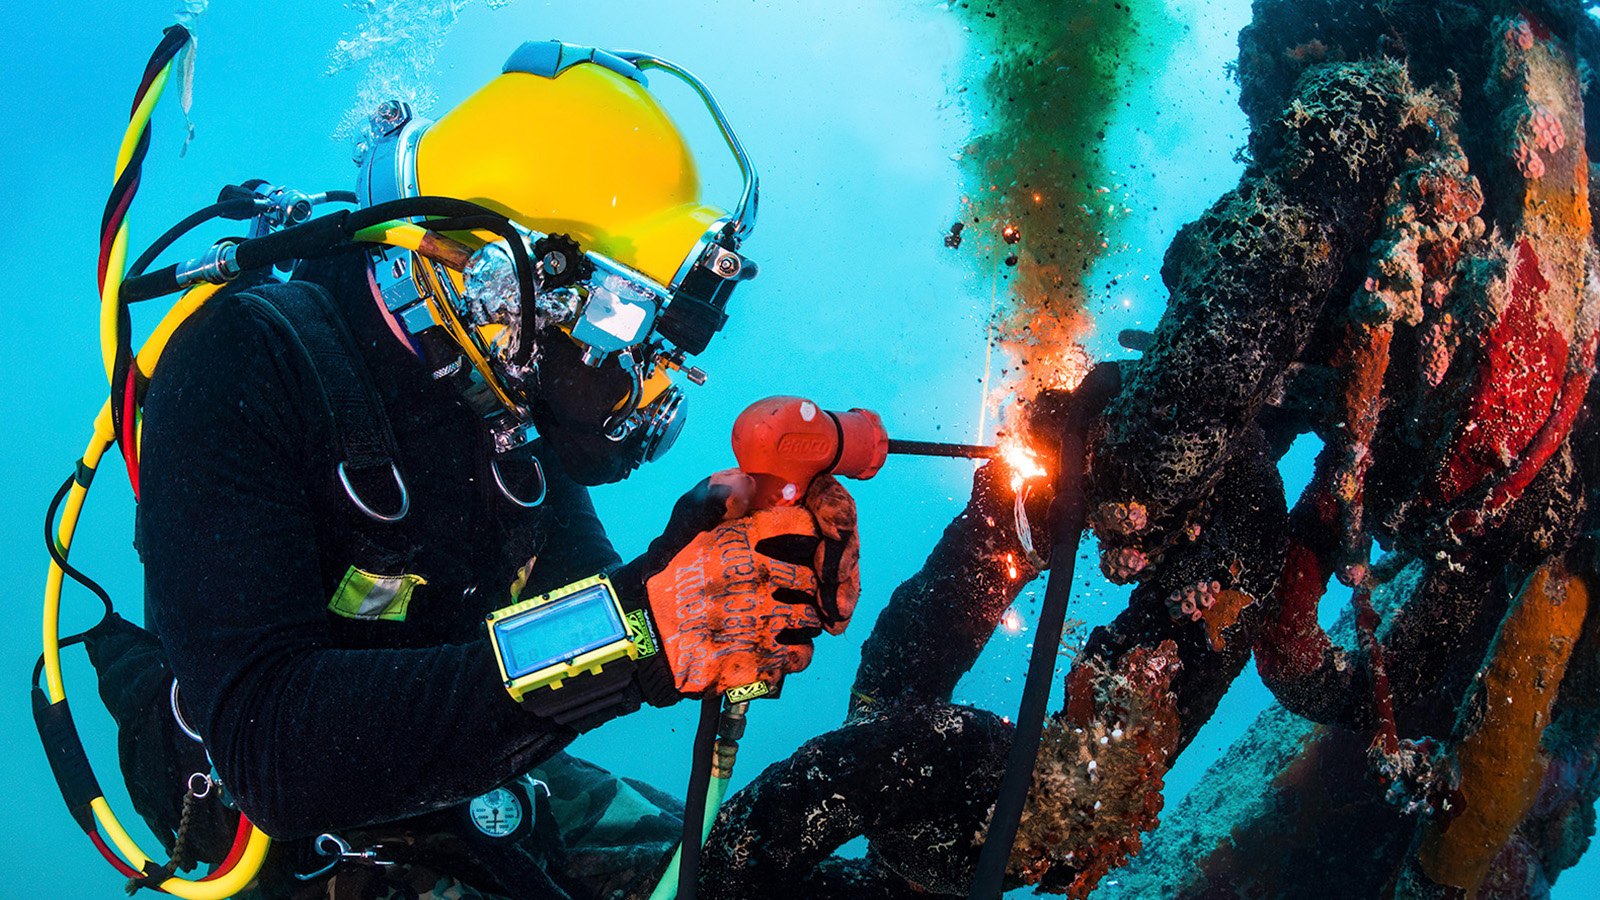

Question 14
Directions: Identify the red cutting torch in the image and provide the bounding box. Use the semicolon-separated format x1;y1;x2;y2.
730;395;998;507
671;395;1002;900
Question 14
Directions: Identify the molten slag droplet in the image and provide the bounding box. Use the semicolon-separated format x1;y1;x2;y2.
1002;607;1023;633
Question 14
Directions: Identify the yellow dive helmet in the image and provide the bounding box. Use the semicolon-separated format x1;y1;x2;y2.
357;41;758;468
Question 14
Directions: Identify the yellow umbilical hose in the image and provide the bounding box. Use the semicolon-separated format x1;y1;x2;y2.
47;283;275;899
100;64;172;386
64;64;496;880
52;223;460;895
57;36;277;891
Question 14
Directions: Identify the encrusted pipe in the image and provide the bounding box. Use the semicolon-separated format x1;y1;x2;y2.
1414;558;1590;893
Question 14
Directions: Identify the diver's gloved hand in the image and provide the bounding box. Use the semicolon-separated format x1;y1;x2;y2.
640;475;860;698
612;470;755;706
796;474;860;635
633;469;756;575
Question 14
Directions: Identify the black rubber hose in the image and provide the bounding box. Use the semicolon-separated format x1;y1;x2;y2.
36;473;114;690
120;264;180;303
125;189;358;284
966;363;1122;899
679;695;721;900
134;26;191;109
233;209;352;270
126;198;263;282
43;473;115;620
118;196;534;310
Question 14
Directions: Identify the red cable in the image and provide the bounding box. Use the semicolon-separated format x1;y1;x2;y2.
98;166;142;290
86;805;257;889
89;830;144;880
89;807;257;888
123;359;142;500
198;814;256;881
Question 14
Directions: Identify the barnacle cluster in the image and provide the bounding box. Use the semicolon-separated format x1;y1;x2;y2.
1007;642;1181;896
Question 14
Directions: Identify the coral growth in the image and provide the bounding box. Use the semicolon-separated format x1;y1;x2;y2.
1071;3;1600;898
1200;589;1255;653
1093;501;1149;537
701;3;1600;898
1008;642;1181;895
1101;545;1148;584
1087;59;1415;565
1164;580;1220;622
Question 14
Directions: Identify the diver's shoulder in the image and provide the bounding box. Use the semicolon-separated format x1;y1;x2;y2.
151;279;347;408
163;272;351;358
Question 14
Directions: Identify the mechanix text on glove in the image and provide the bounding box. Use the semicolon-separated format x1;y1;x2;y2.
645;507;826;696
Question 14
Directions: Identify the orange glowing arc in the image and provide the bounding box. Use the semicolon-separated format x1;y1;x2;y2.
999;438;1048;492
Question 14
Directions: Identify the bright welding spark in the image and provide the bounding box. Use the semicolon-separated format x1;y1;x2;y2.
1006;552;1019;580
998;438;1047;493
1002;606;1023;633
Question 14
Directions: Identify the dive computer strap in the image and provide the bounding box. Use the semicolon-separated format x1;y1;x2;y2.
515;662;641;732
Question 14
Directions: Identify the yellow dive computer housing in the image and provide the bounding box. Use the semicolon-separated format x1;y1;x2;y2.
486;574;651;727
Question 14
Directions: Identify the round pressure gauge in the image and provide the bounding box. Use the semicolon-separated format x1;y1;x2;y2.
467;787;524;838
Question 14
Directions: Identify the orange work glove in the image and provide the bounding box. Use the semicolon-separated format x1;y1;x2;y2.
645;476;860;695
802;475;859;635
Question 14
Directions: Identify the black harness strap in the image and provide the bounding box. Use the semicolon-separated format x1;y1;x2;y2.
235;282;410;522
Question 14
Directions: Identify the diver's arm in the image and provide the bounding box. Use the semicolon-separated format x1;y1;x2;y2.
512;438;625;596
140;300;577;839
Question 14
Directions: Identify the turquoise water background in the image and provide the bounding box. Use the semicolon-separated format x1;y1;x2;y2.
2;1;1594;897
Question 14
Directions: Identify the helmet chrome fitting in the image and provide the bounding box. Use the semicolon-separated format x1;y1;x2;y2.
356;40;759;474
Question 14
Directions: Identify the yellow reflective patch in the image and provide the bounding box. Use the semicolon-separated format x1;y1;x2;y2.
328;567;427;622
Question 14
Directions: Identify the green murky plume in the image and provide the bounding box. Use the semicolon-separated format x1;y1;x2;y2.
951;0;1184;401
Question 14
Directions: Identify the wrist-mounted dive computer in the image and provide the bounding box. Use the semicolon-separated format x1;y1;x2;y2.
485;574;654;728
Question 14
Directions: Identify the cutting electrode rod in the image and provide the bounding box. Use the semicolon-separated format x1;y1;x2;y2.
886;439;998;460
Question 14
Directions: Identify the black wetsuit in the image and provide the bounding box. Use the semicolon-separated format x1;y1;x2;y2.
139;250;626;841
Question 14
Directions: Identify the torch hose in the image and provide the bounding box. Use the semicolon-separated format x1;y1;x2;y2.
967;363;1122;899
675;695;721;900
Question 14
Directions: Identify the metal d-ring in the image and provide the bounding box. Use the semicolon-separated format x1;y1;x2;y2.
492;456;546;509
170;679;204;744
338;460;410;523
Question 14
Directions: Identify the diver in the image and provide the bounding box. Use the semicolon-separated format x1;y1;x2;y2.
101;39;857;900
